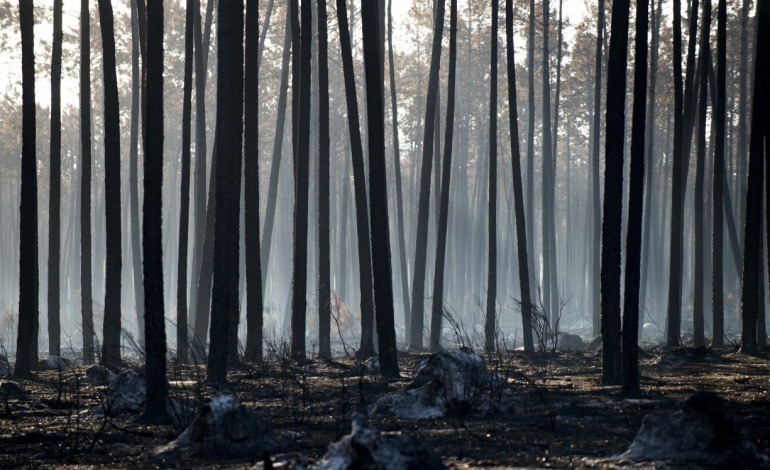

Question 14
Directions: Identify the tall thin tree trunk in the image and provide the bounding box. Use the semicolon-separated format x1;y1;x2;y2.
541;0;556;321
317;0;331;360
388;0;411;337
622;0;648;396
335;0;376;358
429;0;457;352
290;0;312;360
408;0;445;350
243;0;263;363
98;0;123;369
666;0;687;347
208;0;245;381
600;0;630;385
745;0;770;354
80;0;95;366
140;0;168;422
485;0;499;353
129;0;145;346
527;0;537;291
360;0;399;377
693;0;711;348
639;0;662;328
506;0;534;353
48;0;63;357
711;0;727;348
15;0;38;379
591;0;605;336
260;8;291;298
176;0;195;364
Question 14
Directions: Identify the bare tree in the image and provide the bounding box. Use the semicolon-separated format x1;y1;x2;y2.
485;0;498;353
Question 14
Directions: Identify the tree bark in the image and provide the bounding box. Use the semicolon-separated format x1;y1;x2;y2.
208;0;245;382
506;0;534;353
97;0;124;370
176;0;195;364
140;0;168;421
485;0;499;353
622;0;648;396
360;0;399;377
80;0;95;366
590;0;605;336
693;0;711;348
388;0;411;337
290;0;312;360
666;0;687;348
743;0;770;354
317;0;331;360
409;0;445;350
429;0;457;352
335;0;376;358
48;0;63;358
15;0;38;379
600;0;630;385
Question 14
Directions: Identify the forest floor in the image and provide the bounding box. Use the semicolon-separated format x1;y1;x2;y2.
1;345;770;468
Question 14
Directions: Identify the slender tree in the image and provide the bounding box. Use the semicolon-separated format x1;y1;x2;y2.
360;0;399;377
15;0;38;379
98;0;124;370
80;0;95;365
590;0;605;336
244;0;263;363
506;0;534;353
335;0;376;358
176;0;195;364
140;0;168;421
693;0;711;348
317;0;332;360
622;0;649;396
409;0;445;350
290;0;312;359
260;8;291;296
430;0;457;352
600;0;631;385
388;0;411;335
526;0;536;291
711;0;727;348
666;0;686;348
742;0;769;355
48;0;63;357
129;0;145;346
485;0;499;353
208;0;245;381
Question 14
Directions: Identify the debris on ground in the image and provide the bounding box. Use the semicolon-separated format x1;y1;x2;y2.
373;348;494;418
556;333;584;352
156;394;274;458
85;364;116;385
654;347;726;365
622;392;768;466
314;420;444;470
38;355;72;371
0;360;9;378
586;335;602;352
1;382;26;396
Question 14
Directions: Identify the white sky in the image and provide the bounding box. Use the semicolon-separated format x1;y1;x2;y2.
0;0;589;109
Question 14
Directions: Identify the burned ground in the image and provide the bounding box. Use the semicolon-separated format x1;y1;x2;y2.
1;348;769;468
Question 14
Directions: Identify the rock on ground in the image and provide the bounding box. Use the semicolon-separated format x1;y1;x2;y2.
556;333;584;352
314;420;444;470
622;392;767;466
157;394;274;458
99;369;146;416
586;335;602;352
373;348;493;418
85;364;116;385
